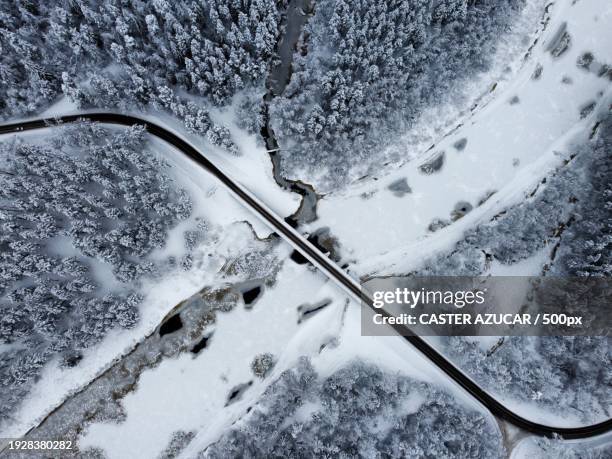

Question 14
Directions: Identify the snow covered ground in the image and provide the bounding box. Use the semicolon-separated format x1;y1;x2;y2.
78;262;346;458
310;0;612;277
0;129;284;440
78;297;505;458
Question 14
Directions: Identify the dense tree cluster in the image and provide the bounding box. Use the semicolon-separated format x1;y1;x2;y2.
270;0;526;185
0;123;193;423
533;437;612;459
0;0;283;152
205;358;504;458
418;115;612;421
251;352;276;378
444;335;610;422
550;118;612;277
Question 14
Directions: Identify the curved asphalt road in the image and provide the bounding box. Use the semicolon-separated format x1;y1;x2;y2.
1;113;610;440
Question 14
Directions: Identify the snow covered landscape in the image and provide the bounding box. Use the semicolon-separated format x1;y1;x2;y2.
0;0;610;457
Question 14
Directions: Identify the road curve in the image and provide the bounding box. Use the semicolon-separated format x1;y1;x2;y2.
1;113;610;439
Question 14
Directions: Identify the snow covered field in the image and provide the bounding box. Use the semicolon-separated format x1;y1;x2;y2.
79;299;507;458
79;262;345;458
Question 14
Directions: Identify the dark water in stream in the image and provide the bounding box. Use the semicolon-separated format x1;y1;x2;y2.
262;0;319;227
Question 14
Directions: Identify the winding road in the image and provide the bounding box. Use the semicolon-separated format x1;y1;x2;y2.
1;113;610;440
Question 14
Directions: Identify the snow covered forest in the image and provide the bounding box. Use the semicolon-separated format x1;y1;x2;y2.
1;0;531;184
206;359;504;458
270;0;527;184
413;113;612;423
1;0;282;152
0;0;611;457
0;123;202;426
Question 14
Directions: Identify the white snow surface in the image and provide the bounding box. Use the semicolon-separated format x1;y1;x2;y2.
313;0;612;277
79;263;346;458
0;131;275;439
486;245;553;276
145;99;301;235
